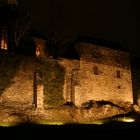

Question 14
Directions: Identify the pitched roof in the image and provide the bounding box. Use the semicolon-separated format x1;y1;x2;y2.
29;28;48;40
75;35;127;52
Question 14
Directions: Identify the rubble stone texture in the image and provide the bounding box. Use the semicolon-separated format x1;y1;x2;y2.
0;41;135;124
60;42;133;107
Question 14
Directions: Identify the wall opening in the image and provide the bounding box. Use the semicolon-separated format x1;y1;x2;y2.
0;27;8;51
93;66;99;75
117;85;121;89
116;70;121;78
36;47;41;57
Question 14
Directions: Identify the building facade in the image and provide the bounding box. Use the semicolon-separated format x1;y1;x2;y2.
59;40;133;107
0;36;134;109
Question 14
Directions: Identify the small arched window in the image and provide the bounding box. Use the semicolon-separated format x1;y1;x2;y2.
36;47;41;57
93;66;99;75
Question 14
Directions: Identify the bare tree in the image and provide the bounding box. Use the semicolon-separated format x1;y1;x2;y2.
48;31;71;59
5;2;31;48
13;11;31;48
0;1;31;49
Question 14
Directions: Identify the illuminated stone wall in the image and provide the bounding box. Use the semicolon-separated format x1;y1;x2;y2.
0;41;133;110
60;42;133;107
1;57;35;106
75;61;133;106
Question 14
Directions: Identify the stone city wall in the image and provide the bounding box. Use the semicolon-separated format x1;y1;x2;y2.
75;61;133;106
1;57;36;107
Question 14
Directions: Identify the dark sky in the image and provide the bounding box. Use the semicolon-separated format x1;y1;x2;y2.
20;0;138;56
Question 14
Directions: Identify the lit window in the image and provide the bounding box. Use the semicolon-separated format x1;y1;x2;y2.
116;70;121;78
1;39;8;50
36;47;41;57
1;39;4;49
94;66;99;75
1;26;8;51
4;42;8;50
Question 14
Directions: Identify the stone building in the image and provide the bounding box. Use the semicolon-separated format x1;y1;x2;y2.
0;0;134;109
59;36;133;107
0;33;134;109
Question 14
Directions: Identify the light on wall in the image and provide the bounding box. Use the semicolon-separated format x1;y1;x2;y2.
36;47;41;57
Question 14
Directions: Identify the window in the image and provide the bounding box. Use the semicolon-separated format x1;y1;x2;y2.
0;27;8;50
117;85;121;89
93;66;99;75
1;39;8;50
36;47;41;57
116;70;121;78
1;39;4;49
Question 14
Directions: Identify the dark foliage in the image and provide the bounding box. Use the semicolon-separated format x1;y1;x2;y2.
81;100;128;110
38;58;65;108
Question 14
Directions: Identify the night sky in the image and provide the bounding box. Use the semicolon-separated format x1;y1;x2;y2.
19;0;138;57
